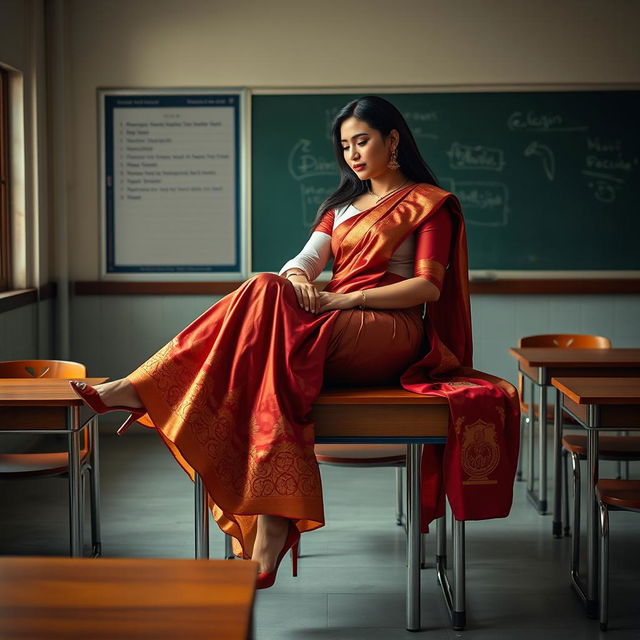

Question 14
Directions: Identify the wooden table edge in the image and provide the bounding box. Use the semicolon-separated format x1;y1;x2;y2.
551;376;640;405
550;377;583;404
508;348;640;368
0;378;109;406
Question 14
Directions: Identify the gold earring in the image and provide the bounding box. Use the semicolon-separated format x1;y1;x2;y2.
388;148;400;170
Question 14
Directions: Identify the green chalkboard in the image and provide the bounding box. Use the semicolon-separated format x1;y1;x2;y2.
251;90;640;273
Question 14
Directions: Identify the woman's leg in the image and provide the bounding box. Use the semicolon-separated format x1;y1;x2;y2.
87;380;292;571
252;515;290;572
89;378;144;409
121;273;331;562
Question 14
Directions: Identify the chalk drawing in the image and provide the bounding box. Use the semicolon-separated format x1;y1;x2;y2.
524;141;556;181
582;170;624;204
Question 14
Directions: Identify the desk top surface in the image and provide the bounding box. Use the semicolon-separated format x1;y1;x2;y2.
551;377;640;405
316;386;449;405
508;347;640;368
0;556;256;640
0;379;449;407
0;378;108;406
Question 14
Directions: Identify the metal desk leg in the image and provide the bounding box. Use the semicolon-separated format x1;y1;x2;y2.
552;387;562;537
67;406;83;557
225;533;234;559
538;381;548;513
396;466;404;526
89;417;102;556
527;379;536;493
586;409;599;618
453;519;466;630
526;376;548;514
436;513;446;569
194;472;209;559
435;509;466;630
406;443;421;631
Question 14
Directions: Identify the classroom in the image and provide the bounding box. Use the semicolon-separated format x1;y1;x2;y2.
1;1;639;638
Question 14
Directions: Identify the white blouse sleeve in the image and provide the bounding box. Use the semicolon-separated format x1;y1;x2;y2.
278;231;332;281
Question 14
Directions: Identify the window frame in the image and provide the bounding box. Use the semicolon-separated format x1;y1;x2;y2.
0;66;10;292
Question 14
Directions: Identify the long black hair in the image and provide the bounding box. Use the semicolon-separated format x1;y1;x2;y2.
312;96;440;228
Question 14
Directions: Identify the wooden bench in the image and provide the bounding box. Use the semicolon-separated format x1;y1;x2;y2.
194;386;466;632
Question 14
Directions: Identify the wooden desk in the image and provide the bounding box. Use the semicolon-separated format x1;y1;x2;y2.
551;377;640;618
508;348;640;533
195;386;452;632
0;556;257;640
315;389;452;630
0;378;108;556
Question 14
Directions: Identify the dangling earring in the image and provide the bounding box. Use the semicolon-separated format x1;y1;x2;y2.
388;148;400;170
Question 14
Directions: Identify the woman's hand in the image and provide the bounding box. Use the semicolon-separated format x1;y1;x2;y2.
317;290;360;313
287;274;321;313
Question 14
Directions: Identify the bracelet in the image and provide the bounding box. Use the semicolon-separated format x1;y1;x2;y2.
358;290;367;310
285;270;306;280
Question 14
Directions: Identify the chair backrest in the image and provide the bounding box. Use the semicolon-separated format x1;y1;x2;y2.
0;360;89;452
0;359;86;379
518;334;612;349
517;334;611;401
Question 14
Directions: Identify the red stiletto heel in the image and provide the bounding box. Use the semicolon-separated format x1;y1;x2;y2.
69;380;145;436
255;523;300;590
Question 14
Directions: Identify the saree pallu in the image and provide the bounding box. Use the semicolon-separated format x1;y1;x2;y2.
323;183;520;528
128;183;520;554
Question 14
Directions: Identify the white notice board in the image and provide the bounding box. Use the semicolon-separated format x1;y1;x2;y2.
99;89;246;279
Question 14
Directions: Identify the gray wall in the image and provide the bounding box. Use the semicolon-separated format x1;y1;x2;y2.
70;293;640;397
0;300;54;361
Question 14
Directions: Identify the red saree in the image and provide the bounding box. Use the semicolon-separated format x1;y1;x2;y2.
127;183;520;554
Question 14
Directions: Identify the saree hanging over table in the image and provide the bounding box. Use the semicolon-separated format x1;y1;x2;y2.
128;183;520;553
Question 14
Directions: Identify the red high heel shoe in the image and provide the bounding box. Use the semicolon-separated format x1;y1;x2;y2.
69;380;145;436
255;523;300;590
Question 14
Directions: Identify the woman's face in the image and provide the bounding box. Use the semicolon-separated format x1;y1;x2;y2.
340;116;398;181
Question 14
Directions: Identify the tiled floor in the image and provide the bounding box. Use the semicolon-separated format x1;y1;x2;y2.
1;431;639;639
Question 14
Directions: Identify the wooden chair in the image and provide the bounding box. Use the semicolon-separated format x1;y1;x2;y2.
565;434;640;590
315;443;407;525
517;334;611;481
597;479;640;631
0;359;101;555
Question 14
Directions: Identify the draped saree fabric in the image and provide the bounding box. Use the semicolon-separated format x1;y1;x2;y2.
127;183;520;554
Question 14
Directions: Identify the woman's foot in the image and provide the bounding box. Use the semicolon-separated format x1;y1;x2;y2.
89;378;144;410
252;515;291;573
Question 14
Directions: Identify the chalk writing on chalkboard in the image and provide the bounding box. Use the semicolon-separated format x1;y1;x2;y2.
404;111;439;140
507;110;588;132
252;91;640;272
447;142;506;171
288;139;338;226
524;141;556;181
440;178;509;228
582;136;639;203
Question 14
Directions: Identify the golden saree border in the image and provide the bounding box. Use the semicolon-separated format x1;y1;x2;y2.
415;258;446;290
327;183;462;295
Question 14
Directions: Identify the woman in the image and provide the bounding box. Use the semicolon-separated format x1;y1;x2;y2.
71;96;519;588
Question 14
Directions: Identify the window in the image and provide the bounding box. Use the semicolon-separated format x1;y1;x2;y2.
0;66;9;292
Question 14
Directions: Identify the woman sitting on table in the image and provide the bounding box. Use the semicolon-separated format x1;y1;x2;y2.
70;95;519;589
